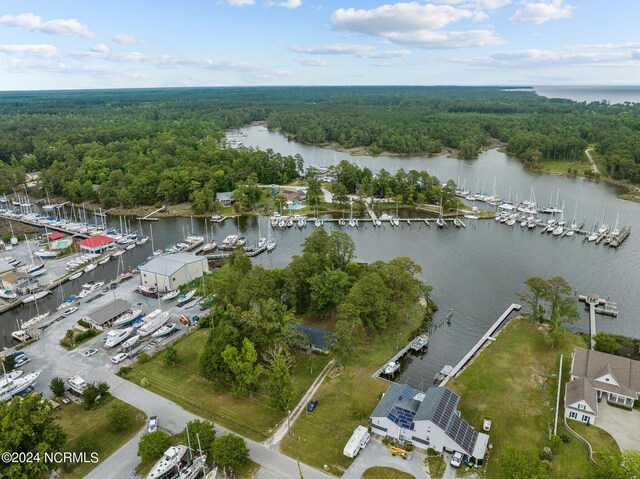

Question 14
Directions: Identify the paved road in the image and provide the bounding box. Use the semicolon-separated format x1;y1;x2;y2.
16;284;333;479
342;439;429;479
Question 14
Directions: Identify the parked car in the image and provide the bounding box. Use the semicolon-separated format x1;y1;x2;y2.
83;349;98;357
483;418;492;431
14;355;30;367
148;416;158;433
307;399;318;412
111;353;129;364
450;452;463;468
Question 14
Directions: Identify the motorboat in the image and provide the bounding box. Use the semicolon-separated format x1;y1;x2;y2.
162;290;180;301
286;218;294;227
221;235;238;249
267;239;277;252
104;327;133;348
314;218;322;227
67;376;89;395
113;308;143;327
0;289;17;300
68;271;83;281
410;334;429;351
84;263;97;273
151;322;176;338
98;255;111;265
11;330;31;342
348;218;357;228
384;361;400;375
121;334;141;350
236;236;246;246
278;219;286;228
391;218;400;227
136;310;171;337
587;232;598;242
0;371;40;401
63;306;78;316
23;290;51;303
375;219;382;227
297;218;306;228
146;445;188;479
257;237;267;249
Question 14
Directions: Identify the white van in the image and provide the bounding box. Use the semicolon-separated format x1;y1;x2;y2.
111;353;129;364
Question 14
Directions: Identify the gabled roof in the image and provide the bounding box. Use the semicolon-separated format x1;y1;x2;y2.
572;347;640;397
292;324;335;349
85;298;131;326
78;235;114;248
371;384;421;420
47;232;66;240
565;378;598;413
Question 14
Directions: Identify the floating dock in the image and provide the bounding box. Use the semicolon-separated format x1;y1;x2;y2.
439;303;521;387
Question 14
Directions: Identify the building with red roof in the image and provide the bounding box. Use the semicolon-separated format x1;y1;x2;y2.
47;232;66;241
77;235;115;253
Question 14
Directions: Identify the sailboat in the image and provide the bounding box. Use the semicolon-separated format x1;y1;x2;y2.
348;201;357;228
597;209;609;235
257;217;267;249
266;222;276;252
436;198;445;228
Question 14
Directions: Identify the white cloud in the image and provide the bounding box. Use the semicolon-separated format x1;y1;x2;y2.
90;43;110;53
0;13;94;38
291;44;411;59
295;57;327;66
510;0;574;24
0;43;59;58
330;2;503;49
433;0;511;8
226;0;255;6
112;33;143;44
272;0;302;8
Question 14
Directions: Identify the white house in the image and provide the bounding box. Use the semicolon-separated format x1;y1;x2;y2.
564;347;640;425
139;253;208;293
370;384;489;465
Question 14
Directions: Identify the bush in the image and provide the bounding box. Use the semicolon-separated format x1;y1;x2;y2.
77;319;91;328
427;448;437;456
594;333;618;355
2;355;15;371
549;435;562;451
163;346;178;367
211;433;249;470
560;433;571;443
138;431;172;462
137;352;150;364
50;377;66;397
140;378;149;387
108;402;134;432
539;447;553;461
117;366;134;379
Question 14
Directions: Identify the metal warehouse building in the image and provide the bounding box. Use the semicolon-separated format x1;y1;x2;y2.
139;253;208;293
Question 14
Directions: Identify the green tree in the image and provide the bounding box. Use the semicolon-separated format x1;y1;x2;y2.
545;276;579;349
0;394;67;479
266;354;296;412
211;433;250;471
183;419;216;454
2;355;15;372
107;401;134;432
588;450;640;479
309;270;352;317
519;277;549;322
137;430;173;463
83;382;110;409
74;433;98;454
200;315;239;383
594;332;619;355
499;446;548;479
332;183;348;207
50;377;66;397
329;231;356;270
163;346;178;367
222;338;264;396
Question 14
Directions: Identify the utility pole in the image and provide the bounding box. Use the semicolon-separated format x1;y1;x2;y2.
287;410;292;437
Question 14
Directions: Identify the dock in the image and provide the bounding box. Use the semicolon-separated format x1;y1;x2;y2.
579;294;618;349
205;243;268;260
610;226;631;248
0;214;90;239
137;206;166;221
372;342;413;380
439;303;521;386
211;215;230;223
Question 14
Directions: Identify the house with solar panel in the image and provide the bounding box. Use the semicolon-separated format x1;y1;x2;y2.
370;384;489;464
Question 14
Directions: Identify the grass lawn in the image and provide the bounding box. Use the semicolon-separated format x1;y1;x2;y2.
426;456;446;479
56;396;146;479
540;160;590;176
128;328;330;442
569;420;620;460
279;313;424;475
448;317;592;479
362;466;416;479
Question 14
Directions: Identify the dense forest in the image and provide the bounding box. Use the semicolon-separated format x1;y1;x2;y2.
0;87;639;210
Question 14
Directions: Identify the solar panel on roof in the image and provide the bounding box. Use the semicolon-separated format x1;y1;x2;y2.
432;389;457;430
447;415;478;454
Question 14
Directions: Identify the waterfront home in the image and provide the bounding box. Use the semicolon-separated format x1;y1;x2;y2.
215;191;235;206
278;189;306;204
565;347;640;425
370;384;489;465
292;324;334;353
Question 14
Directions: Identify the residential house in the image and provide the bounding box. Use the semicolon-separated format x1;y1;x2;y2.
0;271;31;294
292;324;334;353
565;346;640;425
216;191;235;206
278;189;306;204
370;384;489;464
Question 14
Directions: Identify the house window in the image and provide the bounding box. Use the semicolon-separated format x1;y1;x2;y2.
582;415;590;424
569;411;577;419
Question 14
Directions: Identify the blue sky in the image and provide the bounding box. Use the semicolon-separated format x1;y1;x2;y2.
0;0;639;90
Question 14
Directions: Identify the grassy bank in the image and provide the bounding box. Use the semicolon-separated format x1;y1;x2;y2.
279;313;424;475
569;420;620;460
56;397;145;479
448;317;591;479
363;466;416;479
128;329;329;442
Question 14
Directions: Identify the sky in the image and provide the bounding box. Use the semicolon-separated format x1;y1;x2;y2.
0;0;639;90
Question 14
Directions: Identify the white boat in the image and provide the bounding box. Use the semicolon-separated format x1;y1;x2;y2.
391;218;400;227
348;218;357;228
68;271;83;281
20;311;51;330
278;219;286;228
199;240;217;254
98;255;111;265
63;306;78;316
221;235;238;248
23;290;51;303
0;371;40;401
121;334;141;350
0;370;23;389
104;327;133;348
257;237;267;249
552;226;564;236
11;330;31;342
436;218;445;228
176;289;196;305
146;445;188;479
286;218;294;227
267;239;277;251
125;243;136;251
34;249;58;259
67;376;89;395
162;290;180;301
136;236;149;245
113;308;143;327
464;215;479;220
112;249;125;257
375;219;382;227
84;263;97;273
314;218;322;227
0;289;17;300
236;236;246;246
384;361;400;375
565;230;575;237
410;334;429;351
297;218;306;228
152;322;176;338
136;310;170;337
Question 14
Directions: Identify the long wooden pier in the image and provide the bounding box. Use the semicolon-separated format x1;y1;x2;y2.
0;213;90;239
440;303;521;387
578;294;618;349
137;206;166;221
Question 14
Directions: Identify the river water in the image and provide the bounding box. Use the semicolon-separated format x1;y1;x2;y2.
2;125;639;389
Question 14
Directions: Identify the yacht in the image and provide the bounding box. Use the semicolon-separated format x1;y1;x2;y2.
266;238;277;252
236;236;246;246
410;334;429;351
384;361;400;375
0;371;40;401
0;370;23;389
199;240;217;254
113;309;143;327
152;323;176;338
11;330;31;342
176;289;197;305
104;327;133;348
121;334;141;350
0;289;17;300
221;235;238;249
67;376;89;395
257;237;267;249
20;311;51;330
34;249;58;259
552;226;564;236
136;310;171;337
146;445;188;479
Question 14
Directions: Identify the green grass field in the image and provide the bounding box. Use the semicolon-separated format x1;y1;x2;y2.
448;317;593;479
129;329;329;442
362;466;416;479
426;456;446;479
569;420;620;460
56;396;146;479
279;313;424;475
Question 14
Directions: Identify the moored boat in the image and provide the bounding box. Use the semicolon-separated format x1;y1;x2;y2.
104;327;133;348
383;361;400;375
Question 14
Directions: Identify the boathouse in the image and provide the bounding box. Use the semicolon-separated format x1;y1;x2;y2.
370;384;489;464
139;253;208;293
77;235;115;253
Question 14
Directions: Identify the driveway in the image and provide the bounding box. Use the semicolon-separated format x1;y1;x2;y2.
342;439;430;479
596;401;640;451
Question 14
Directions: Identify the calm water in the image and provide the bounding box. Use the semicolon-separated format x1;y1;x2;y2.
2;125;639;389
534;85;640;104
